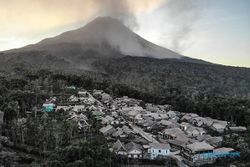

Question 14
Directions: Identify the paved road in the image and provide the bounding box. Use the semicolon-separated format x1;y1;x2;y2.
131;124;159;143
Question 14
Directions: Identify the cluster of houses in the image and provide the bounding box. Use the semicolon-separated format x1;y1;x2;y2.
51;90;106;130
41;89;247;166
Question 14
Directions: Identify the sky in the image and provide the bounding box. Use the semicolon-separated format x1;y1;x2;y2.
0;0;249;67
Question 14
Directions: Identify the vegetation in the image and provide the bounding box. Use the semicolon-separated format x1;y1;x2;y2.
0;59;250;166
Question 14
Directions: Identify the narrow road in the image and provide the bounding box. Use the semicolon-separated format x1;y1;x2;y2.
130;124;159;143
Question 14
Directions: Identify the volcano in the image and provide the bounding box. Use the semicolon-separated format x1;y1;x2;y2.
0;17;206;72
16;17;182;59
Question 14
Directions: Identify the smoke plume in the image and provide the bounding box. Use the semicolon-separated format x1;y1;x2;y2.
94;0;138;29
93;0;201;53
0;0;200;52
158;0;201;52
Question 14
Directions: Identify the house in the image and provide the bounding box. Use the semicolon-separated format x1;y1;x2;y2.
112;140;127;156
111;111;118;118
56;106;72;112
185;126;202;137
205;136;223;147
213;147;234;154
228;126;247;132
190;117;206;127
145;104;161;113
122;125;133;135
210;120;228;133
72;105;85;113
112;128;125;138
127;110;140;120
134;114;143;122
99;125;116;136
88;105;97;111
181;123;206;137
203;117;214;127
182;141;215;166
181;113;199;122
166;111;179;120
140;120;155;130
67;113;89;129
196;134;212;142
159;113;169;120
65;86;76;90
121;106;143;120
168;135;197;152
101;115;114;125
146;113;162;121
101;93;113;104
168;139;188;152
42;102;56;112
158;120;179;129
68;95;79;102
125;142;143;158
180;122;206;137
148;143;171;159
112;126;132;139
180;122;190;131
157;120;172;127
78;91;89;97
111;119;125;126
163;128;186;139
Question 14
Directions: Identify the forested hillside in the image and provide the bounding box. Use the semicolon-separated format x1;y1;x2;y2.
94;56;250;126
0;64;250;166
1;60;250;127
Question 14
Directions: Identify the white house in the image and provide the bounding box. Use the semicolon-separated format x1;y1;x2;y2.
148;143;171;159
125;142;143;158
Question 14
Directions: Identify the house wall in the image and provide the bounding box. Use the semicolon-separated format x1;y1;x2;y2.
148;148;170;159
128;150;142;158
42;104;55;112
117;151;127;156
182;149;215;166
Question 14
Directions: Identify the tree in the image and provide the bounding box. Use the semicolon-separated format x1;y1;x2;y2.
2;101;20;124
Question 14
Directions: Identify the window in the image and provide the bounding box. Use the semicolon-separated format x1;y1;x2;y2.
159;150;161;153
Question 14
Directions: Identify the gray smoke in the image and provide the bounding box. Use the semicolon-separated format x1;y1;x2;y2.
94;0;138;29
93;0;201;53
158;0;201;52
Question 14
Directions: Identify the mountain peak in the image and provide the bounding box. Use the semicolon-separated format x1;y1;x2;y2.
87;16;125;26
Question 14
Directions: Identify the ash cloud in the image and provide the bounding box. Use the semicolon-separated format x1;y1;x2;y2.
0;0;200;52
158;0;201;52
93;0;201;52
94;0;138;29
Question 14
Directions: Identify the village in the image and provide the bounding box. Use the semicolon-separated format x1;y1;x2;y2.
0;87;246;166
36;87;247;167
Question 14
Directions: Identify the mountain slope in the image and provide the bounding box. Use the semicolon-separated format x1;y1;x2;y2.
94;56;250;99
0;16;189;72
14;17;182;59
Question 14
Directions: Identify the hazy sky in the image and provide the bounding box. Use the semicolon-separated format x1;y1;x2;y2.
0;0;249;67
